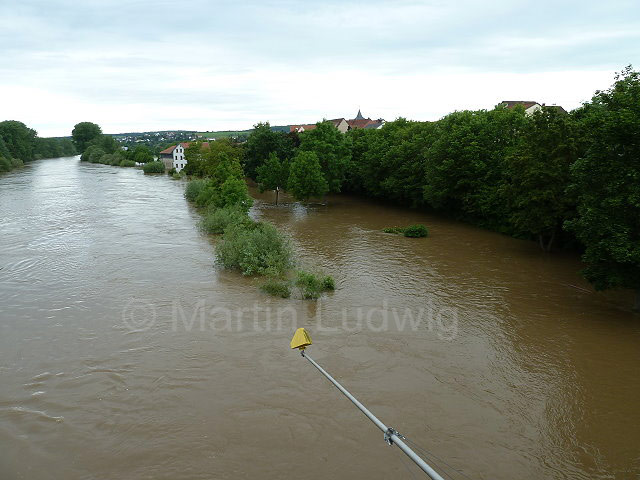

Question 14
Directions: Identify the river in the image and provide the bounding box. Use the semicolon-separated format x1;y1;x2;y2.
1;156;639;479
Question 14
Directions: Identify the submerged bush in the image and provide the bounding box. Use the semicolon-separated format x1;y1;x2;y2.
88;147;106;163
260;279;292;298
142;161;165;174
199;206;250;234
403;224;428;238
0;156;22;172
382;224;428;237
295;270;335;299
185;179;207;202
119;159;136;167
216;222;292;276
382;226;405;234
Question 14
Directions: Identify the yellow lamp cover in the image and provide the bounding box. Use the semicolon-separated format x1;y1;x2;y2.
290;328;312;350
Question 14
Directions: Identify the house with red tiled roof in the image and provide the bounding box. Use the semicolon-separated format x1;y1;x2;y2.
158;142;209;172
346;109;385;130
290;118;349;134
499;100;542;116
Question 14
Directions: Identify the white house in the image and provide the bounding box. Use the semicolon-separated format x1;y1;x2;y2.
158;142;209;172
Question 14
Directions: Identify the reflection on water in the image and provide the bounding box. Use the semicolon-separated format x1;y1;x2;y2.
0;156;638;479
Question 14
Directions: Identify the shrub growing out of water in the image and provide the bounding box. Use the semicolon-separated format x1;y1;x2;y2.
185;179;207;202
260;279;292;298
0;156;22;172
119;159;136;167
88;147;106;163
403;224;428;238
142;161;165;174
382;224;428;237
216;222;292;276
295;270;335;299
382;226;405;234
199;205;250;234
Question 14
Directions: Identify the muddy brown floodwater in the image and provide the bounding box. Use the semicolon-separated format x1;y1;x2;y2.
1;156;639;479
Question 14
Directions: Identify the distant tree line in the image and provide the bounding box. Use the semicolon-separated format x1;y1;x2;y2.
0;120;76;173
242;66;640;308
72;121;155;168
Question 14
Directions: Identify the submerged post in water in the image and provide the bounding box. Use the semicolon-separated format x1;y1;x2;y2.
290;328;446;480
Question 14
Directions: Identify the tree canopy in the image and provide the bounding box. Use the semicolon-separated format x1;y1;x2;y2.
565;66;640;308
287;150;328;201
0;120;37;161
72;122;102;152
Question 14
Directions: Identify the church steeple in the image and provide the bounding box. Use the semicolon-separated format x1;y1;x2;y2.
354;109;364;120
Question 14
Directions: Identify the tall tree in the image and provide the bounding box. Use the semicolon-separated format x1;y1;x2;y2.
244;122;294;178
256;152;288;204
565;66;640;309
71;122;102;152
505;107;577;251
287;151;328;201
0;120;37;161
298;120;351;193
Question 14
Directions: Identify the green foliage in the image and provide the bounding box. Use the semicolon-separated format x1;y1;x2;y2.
72;122;102;152
0;120;38;161
348;119;435;207
256;152;288;203
216;222;293;276
565;66;640;299
185;179;207;202
132;145;154;164
244;122;296;178
287;150;328;201
142;161;165;174
383;226;406;234
0;155;23;172
298;120;351;193
199;205;251;234
218;177;254;212
87;134;120;155
403;224;428;238
88;147;106;164
260;279;292;298
183;138;243;178
382;225;428;237
119;159;136;167
505;106;577;251
295;270;335;299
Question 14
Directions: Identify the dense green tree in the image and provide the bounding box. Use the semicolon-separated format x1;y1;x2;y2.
131;145;153;164
0;134;13;161
565;66;640;309
347;119;435;207
0;120;37;161
256;152;288;204
72;122;102;152
298;120;351;193
88;134;120;154
217;177;254;212
244;122;295;178
287;150;328;201
505;107;577;251
423;108;526;229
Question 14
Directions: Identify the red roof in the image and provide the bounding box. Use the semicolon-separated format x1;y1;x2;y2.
290;124;317;133
159;142;210;154
501;100;539;110
159;145;176;154
347;118;375;129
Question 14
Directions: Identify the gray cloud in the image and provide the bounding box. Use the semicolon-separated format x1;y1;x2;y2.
1;0;639;136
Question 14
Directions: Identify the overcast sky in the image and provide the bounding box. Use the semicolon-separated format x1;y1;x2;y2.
1;0;638;137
